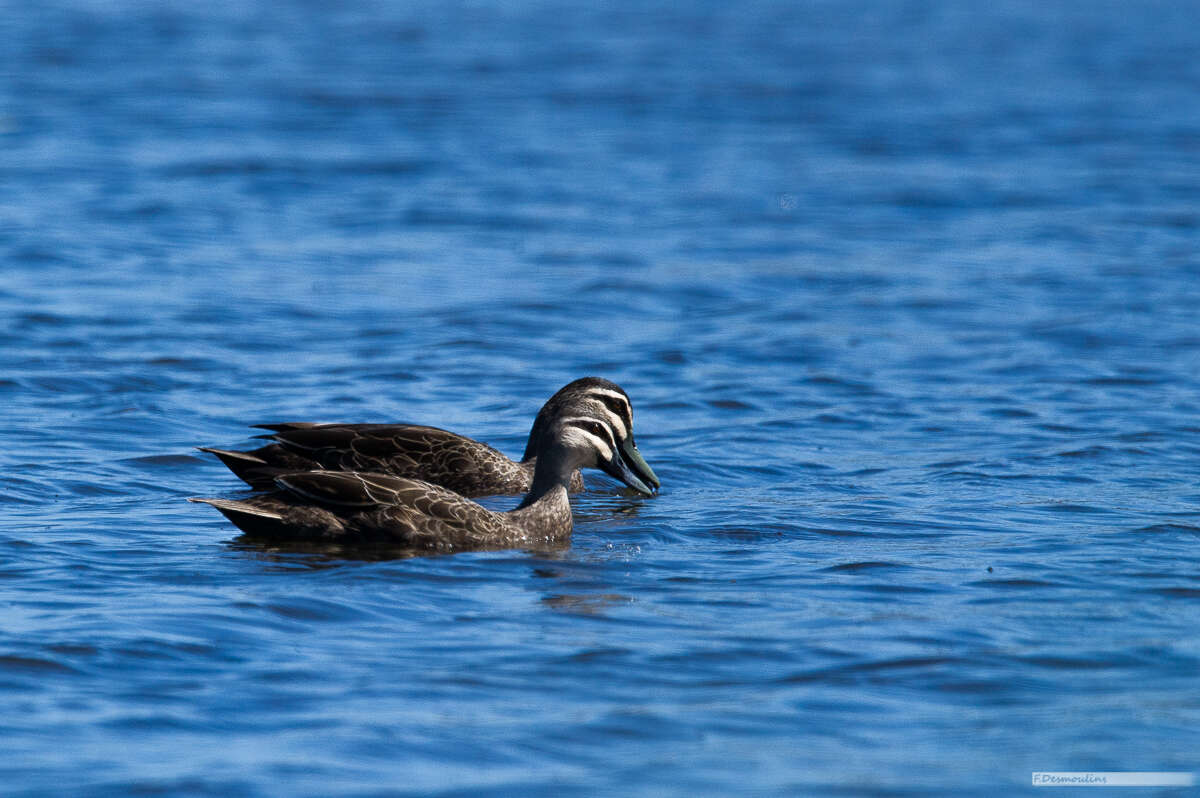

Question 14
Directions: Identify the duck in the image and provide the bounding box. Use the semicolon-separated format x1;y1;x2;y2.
189;412;655;550
198;377;659;498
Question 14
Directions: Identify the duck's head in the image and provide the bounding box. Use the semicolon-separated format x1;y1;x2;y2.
524;377;660;492
540;413;658;496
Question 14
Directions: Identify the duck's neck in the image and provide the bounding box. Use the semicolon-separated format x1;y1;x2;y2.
509;446;576;537
516;443;578;509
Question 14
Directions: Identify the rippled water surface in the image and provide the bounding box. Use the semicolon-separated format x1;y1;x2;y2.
3;1;1200;795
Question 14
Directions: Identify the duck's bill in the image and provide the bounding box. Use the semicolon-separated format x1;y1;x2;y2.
602;444;657;496
620;437;660;491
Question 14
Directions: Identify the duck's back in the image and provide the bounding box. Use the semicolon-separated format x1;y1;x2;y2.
259;423;536;497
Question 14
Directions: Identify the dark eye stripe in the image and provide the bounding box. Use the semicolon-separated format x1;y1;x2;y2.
566;418;615;448
590;393;632;432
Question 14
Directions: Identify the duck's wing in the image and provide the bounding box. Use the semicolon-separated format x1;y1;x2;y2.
273;470;516;549
260;424;527;497
271;470;423;507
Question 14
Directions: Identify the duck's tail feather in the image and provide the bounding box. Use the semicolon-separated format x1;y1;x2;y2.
253;422;323;432
196;447;287;490
188;497;290;537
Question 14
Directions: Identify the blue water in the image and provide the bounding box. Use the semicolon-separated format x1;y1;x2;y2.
3;1;1200;795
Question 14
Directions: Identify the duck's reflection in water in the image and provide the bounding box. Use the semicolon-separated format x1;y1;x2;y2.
541;592;635;616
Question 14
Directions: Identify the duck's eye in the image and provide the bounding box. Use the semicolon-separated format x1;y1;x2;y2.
588;422;612;443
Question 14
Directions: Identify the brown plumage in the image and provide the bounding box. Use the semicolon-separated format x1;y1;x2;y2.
190;412;657;551
199;377;659;497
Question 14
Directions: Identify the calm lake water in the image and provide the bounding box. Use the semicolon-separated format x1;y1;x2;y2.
2;1;1199;795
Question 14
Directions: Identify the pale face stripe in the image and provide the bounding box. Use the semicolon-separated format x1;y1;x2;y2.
560;416;615;461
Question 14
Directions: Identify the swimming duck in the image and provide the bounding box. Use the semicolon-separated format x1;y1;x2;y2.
190;413;654;550
199;377;659;497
